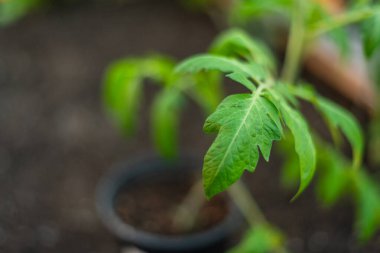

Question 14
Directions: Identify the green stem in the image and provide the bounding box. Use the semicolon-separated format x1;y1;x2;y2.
229;181;290;253
173;180;204;231
228;180;267;227
281;0;305;83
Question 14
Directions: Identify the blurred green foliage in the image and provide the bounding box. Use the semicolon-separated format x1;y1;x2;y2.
228;224;285;253
103;0;380;251
103;55;222;158
230;0;380;59
0;0;43;25
280;138;380;241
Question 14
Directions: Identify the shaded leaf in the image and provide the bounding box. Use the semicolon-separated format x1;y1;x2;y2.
229;0;292;23
103;56;175;135
362;12;380;58
210;28;277;73
141;55;176;84
328;27;351;58
151;88;183;158
103;61;142;135
228;224;285;253
226;72;257;91
0;0;42;25
308;6;378;38
354;172;380;241
286;85;364;169
316;98;364;169
278;138;300;189
280;102;316;200
316;147;350;207
190;72;223;114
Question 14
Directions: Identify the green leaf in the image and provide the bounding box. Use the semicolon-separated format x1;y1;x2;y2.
369;115;380;166
210;28;277;73
103;61;142;135
278;138;300;189
273;84;300;107
328;27;351;58
316;98;364;169
354;172;380;241
141;55;176;83
151;88;183;158
312;137;380;241
316;147;350;207
229;0;292;23
280;102;316;200
190;72;223;114
226;72;257;92
228;224;285;253
362;12;380;57
305;1;350;57
103;56;175;135
175;55;257;91
286;85;364;170
0;0;42;25
308;6;378;38
202;88;283;198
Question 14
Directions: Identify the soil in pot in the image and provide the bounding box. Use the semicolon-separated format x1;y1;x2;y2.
115;170;228;235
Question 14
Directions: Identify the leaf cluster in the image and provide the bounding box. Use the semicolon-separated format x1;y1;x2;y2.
280;137;380;241
230;0;380;58
103;55;222;158
176;29;363;200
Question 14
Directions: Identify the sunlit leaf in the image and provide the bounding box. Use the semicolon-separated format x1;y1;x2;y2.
202;89;282;198
175;54;257;91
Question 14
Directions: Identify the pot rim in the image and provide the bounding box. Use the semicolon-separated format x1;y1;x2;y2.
95;153;242;252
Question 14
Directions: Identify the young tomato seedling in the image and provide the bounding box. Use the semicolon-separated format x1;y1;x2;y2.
104;0;380;251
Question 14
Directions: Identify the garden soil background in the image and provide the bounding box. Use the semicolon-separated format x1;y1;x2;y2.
0;1;379;252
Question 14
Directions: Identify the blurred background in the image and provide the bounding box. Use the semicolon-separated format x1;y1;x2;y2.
0;1;220;252
0;0;379;253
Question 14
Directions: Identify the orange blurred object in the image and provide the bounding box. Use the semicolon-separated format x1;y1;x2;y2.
314;0;345;14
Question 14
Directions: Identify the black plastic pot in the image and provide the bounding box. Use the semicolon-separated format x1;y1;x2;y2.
96;155;242;253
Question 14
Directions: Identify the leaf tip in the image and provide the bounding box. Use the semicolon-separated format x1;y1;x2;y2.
204;186;217;200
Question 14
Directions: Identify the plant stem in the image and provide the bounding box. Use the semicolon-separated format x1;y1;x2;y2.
228;180;267;227
281;0;305;83
229;181;290;253
172;179;205;231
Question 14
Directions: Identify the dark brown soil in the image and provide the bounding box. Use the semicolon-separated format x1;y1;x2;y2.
116;171;228;235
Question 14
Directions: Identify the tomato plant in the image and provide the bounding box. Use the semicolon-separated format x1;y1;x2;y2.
104;0;380;251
